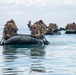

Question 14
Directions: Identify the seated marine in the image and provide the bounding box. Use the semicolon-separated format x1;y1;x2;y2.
48;23;58;33
27;21;44;39
65;22;76;30
2;20;18;43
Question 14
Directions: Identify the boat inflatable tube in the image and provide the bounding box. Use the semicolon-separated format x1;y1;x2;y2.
45;31;61;35
65;29;76;34
1;35;43;45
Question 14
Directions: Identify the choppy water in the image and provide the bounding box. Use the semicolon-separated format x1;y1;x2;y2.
0;26;76;75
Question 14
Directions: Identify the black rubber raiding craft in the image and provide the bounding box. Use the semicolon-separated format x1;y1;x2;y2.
0;35;43;45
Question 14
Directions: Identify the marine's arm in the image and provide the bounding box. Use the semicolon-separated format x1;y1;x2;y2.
27;21;32;29
11;24;18;31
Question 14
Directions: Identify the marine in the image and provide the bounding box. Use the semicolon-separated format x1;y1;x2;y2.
38;20;47;35
27;21;44;38
48;23;58;33
2;20;18;42
27;20;50;45
65;22;76;30
10;19;18;33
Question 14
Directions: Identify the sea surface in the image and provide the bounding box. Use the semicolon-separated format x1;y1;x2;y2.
0;26;76;75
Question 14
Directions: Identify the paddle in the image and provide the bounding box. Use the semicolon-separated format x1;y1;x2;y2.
35;35;50;45
0;39;4;46
42;36;50;45
30;35;50;45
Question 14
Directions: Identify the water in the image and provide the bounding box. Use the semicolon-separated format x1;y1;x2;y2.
0;26;76;75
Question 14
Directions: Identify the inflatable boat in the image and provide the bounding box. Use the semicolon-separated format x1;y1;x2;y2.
0;35;46;45
45;31;61;35
65;29;76;34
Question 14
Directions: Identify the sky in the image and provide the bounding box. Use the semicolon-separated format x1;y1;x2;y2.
0;0;76;27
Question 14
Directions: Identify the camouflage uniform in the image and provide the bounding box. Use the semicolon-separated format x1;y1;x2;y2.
69;24;72;29
10;19;18;34
27;21;32;30
72;23;76;30
40;24;47;34
27;21;43;38
48;23;52;32
65;23;76;30
32;24;41;36
74;24;76;30
32;22;45;37
65;24;69;30
52;24;58;32
48;23;58;33
2;20;18;40
38;20;47;34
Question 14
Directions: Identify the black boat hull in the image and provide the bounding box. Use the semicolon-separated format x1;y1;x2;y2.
65;30;76;34
1;35;43;45
45;31;61;35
